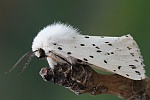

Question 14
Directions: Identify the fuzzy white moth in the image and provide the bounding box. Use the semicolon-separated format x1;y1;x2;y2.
7;22;146;80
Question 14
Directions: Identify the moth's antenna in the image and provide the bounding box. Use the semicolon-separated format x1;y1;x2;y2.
16;52;35;75
5;51;34;74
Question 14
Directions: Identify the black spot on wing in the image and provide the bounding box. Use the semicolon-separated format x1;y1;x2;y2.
129;65;136;69
58;47;62;50
104;60;107;63
106;53;110;55
89;56;94;58
126;74;129;77
135;71;141;75
105;42;109;43
80;44;85;46
106;52;114;55
67;52;71;55
129;65;135;67
85;36;89;38
105;42;113;46
77;59;82;62
131;66;136;69
92;44;96;46
108;44;113;46
130;53;134;56
127;47;132;50
118;66;121;70
125;35;129;37
95;46;100;49
83;58;88;61
110;52;114;54
97;50;102;53
53;43;57;45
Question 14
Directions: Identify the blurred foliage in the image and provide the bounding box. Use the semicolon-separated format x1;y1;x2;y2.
0;0;149;100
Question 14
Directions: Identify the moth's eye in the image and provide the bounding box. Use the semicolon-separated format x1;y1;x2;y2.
39;48;47;58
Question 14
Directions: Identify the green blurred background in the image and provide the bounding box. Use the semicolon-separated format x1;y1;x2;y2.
0;0;150;100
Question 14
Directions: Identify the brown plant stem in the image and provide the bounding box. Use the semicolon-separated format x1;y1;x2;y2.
40;63;150;100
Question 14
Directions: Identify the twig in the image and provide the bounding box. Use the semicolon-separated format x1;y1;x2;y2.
40;63;150;100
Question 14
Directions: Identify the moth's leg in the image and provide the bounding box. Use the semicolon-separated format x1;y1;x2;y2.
76;64;86;83
47;57;57;69
39;67;55;82
67;57;73;70
39;67;48;80
62;57;74;75
70;64;87;84
67;57;80;71
63;65;71;77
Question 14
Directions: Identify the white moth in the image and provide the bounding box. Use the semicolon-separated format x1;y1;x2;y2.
7;22;146;80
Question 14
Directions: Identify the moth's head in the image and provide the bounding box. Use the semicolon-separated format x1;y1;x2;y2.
31;30;48;59
31;28;49;59
33;48;47;59
31;29;49;59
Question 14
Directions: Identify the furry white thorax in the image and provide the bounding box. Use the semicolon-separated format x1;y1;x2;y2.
32;23;79;52
32;23;79;68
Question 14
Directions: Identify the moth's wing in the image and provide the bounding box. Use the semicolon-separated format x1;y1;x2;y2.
50;34;145;80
